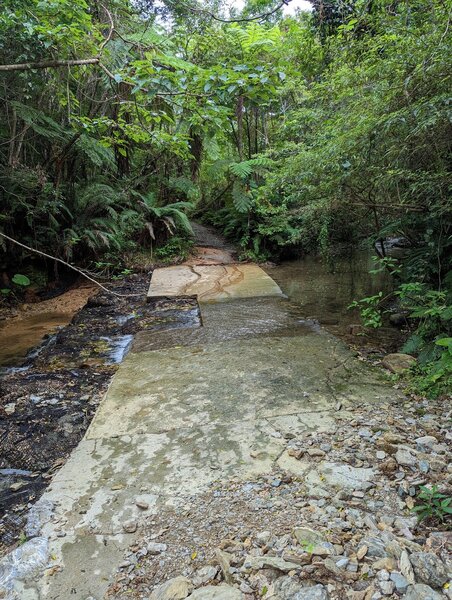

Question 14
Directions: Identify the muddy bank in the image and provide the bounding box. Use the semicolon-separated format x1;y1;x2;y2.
0;283;95;367
0;275;199;556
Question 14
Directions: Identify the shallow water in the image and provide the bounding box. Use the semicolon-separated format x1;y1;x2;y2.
265;252;396;344
0;312;72;367
0;251;398;368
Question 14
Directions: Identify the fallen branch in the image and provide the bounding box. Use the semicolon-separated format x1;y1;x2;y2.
0;232;144;298
0;58;100;72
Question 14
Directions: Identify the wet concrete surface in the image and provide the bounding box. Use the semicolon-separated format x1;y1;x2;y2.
15;293;401;600
4;246;405;600
148;264;284;302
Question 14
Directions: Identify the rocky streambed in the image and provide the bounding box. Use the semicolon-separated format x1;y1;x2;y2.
0;275;200;555
107;394;451;600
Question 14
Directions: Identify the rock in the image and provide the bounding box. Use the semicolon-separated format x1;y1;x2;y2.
310;542;337;557
187;584;244;599
244;555;300;572
255;531;272;546
403;583;444;600
376;451;386;460
389;313;408;326
377;570;390;582
136;500;149;510
122;519;137;533
399;550;415;584
381;353;416;373
149;576;193;600
244;556;300;573
390;572;409;593
193;566;219;586
293;584;329;600
215;548;233;583
274;576;306;598
147;542;167;554
307;448;326;458
415;436;438;451
395;447;417;468
409;552;449;588
318;463;375;491
356;545;368;560
293;527;325;546
359;537;387;558
373;558;397;571
287;448;304;460
4;403;16;415
379;580;395;596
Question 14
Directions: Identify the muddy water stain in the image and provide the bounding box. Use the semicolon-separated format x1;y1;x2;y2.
0;312;72;366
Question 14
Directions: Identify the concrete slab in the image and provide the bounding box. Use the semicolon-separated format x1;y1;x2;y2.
147;264;283;302
87;335;349;440
12;277;403;600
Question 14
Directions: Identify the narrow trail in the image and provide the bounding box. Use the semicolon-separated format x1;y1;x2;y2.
5;227;411;600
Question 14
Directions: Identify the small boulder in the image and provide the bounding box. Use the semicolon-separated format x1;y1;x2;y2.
149;576;193;600
187;584;244;599
381;353;416;373
403;583;444;600
409;552;449;589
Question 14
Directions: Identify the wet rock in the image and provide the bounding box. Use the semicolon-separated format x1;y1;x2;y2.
403;583;444;600
381;353;416;373
409;552;449;588
187;584;244;599
149;576;193;600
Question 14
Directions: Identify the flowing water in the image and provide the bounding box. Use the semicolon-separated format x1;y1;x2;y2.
0;250;400;369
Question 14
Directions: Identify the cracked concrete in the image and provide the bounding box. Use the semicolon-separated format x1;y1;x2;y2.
9;264;403;600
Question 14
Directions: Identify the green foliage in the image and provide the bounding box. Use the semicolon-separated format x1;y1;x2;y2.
406;338;452;399
412;485;452;523
348;292;383;329
155;236;193;263
11;273;30;286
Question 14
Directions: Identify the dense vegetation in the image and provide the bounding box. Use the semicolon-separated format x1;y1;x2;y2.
0;0;451;394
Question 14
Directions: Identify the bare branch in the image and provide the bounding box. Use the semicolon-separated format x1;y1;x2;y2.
0;58;100;72
172;0;292;23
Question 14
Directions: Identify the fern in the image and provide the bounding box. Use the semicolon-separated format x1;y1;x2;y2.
11;102;70;142
229;161;254;179
75;135;115;169
232;180;253;213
